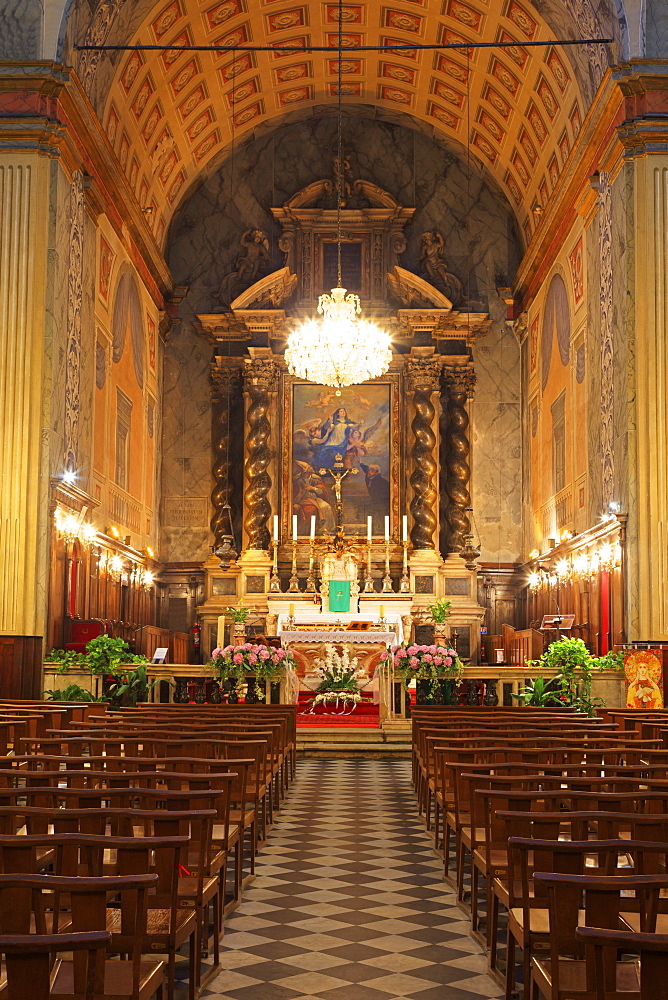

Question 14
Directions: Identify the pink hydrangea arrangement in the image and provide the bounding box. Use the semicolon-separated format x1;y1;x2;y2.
380;642;464;689
210;642;296;693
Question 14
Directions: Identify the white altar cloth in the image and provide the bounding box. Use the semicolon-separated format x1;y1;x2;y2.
277;612;403;644
280;628;396;645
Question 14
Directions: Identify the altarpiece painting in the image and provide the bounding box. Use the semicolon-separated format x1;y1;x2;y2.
284;379;400;539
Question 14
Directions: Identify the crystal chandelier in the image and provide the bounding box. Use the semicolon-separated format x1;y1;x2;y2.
285;289;393;391
284;0;393;393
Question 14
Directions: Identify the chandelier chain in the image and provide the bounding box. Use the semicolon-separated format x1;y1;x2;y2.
336;0;343;287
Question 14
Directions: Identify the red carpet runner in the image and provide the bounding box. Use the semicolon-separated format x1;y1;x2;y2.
296;690;380;727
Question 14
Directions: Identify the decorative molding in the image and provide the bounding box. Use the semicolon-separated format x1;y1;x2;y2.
64;170;84;472
404;356;443;392
443;363;477;397
242;358;280;392
599;170;614;506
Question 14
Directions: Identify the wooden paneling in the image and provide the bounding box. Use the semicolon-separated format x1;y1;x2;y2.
0;636;42;699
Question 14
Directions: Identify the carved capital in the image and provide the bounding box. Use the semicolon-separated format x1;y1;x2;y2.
243;359;280;392
443;364;477;397
404;357;443;393
210;366;241;399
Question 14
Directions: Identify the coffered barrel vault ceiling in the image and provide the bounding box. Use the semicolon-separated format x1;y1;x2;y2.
73;0;614;247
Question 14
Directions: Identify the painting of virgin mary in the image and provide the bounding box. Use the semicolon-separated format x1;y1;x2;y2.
290;384;393;536
310;407;358;469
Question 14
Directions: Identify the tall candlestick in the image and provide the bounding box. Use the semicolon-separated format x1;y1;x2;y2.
292;514;298;541
310;515;315;540
367;515;372;542
288;538;300;592
382;537;393;593
364;537;375;593
288;603;294;616
273;515;279;542
400;538;410;593
216;615;225;648
402;514;408;542
384;515;390;541
306;538;316;592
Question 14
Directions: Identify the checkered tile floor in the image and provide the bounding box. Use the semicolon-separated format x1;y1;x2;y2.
203;758;503;1000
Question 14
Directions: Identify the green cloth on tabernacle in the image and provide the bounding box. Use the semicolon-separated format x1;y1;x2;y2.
328;580;351;613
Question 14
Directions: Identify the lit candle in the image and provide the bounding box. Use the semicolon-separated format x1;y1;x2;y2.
384;515;390;541
402;514;408;542
379;604;385;618
273;515;279;542
310;515;316;540
292;514;298;540
289;603;295;617
367;515;372;542
216;615;225;648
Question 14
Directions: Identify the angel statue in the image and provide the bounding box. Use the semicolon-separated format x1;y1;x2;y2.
216;228;271;309
419;230;464;307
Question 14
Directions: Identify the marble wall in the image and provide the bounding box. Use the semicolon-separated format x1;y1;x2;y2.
0;0;43;59
160;320;214;563
165;114;523;564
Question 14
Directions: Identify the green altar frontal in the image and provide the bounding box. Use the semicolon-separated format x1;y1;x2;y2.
328;580;351;613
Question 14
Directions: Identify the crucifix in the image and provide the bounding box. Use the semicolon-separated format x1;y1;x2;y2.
319;453;358;529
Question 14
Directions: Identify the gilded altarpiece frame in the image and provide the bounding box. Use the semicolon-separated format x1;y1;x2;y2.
280;374;401;541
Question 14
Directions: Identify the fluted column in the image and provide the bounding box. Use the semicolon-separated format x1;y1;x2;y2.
405;357;443;550
210;365;241;548
0;153;52;636
443;365;476;553
242;359;279;551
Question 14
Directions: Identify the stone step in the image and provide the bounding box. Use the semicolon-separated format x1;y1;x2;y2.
296;725;411;755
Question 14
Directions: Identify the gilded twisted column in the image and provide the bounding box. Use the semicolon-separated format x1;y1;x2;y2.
243;359;279;550
210;366;241;548
405;358;443;550
443;365;476;552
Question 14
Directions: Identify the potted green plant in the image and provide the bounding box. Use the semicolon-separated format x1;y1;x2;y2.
43;683;108;703
527;637;624;715
209;641;293;702
425;597;452;641
512;675;564;707
106;662;156;707
225;601;249;642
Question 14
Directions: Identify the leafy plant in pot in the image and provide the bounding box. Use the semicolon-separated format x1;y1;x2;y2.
425;597;452;641
527;637;624;715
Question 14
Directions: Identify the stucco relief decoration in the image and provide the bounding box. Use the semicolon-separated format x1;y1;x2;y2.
576;343;586;384
418;231;464;306
217;229;271;309
147;314;157;371
563;0;606;89
64;171;84;472
568;236;584;304
78;0;127;94
529;313;539;374
599;171;614;504
98;235;115;302
541;273;570;391
112;272;145;390
95;341;107;390
531;403;539;437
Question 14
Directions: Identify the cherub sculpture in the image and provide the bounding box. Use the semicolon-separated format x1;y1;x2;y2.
418;230;464;306
217;228;271;308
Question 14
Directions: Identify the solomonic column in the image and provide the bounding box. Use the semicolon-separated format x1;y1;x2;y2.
405;356;443;550
442;364;476;553
242;358;279;551
209;365;242;550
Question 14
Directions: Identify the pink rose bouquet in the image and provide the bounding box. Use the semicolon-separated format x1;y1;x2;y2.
380;642;464;692
210;642;296;694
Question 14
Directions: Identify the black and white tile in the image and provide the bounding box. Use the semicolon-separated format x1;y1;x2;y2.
203;759;503;1000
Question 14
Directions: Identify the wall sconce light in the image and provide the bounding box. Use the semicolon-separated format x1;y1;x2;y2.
528;571;540;589
108;526;121;539
560;529;573;542
145;547;155;559
529;549;540;561
556;558;570;579
80;523;97;545
109;555;124;577
62;470;76;484
142;570;155;588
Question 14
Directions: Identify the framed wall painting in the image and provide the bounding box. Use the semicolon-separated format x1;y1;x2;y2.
624;649;664;709
281;377;401;540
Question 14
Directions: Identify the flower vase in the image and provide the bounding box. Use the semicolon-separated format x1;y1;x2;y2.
245;677;258;704
173;678;189;704
433;623;451;642
416;679;431;705
228;690;239;704
232;623;246;643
